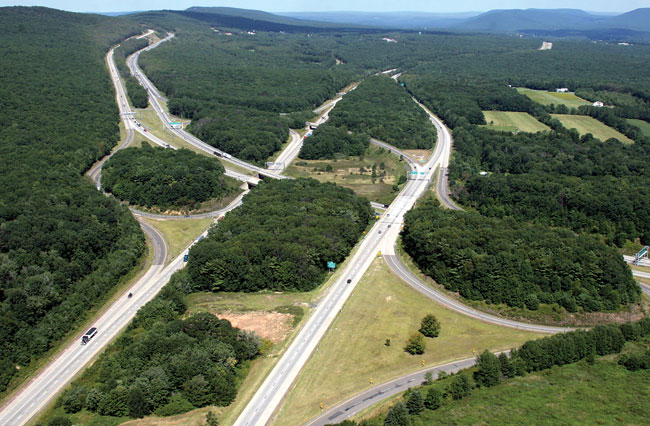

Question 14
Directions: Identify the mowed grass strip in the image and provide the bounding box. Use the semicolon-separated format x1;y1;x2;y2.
142;217;214;263
482;111;550;133
552;114;634;144
517;88;591;108
272;257;542;426
628;118;650;137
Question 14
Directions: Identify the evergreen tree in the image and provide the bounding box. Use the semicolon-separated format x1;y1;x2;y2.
406;390;424;415
474;350;502;387
384;401;410;426
424;388;442;410
498;353;514;378
447;374;473;400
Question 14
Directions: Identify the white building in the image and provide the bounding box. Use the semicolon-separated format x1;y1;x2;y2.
593;101;604;107
556;88;569;93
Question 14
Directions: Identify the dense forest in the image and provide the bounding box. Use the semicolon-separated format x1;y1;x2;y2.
448;125;650;245
402;200;639;312
102;143;231;210
0;7;145;391
50;274;259;421
335;318;650;426
300;75;436;159
187;178;373;292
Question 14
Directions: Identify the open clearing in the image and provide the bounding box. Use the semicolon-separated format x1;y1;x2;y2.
482;111;550;133
285;144;411;205
141;217;213;263
628;118;650;137
552;114;634;143
215;311;293;343
272;257;542;426
518;88;591;108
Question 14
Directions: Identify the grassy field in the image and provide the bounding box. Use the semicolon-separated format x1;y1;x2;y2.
285;145;412;204
517;88;591;108
141;217;214;263
628;118;650;137
272;257;543;426
363;359;650;425
482;111;550;133
552;114;634;144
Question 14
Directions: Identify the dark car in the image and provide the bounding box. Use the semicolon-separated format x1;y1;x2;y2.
347;278;352;284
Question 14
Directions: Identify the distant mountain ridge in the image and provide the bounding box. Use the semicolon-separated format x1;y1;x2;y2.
280;8;650;37
280;11;479;29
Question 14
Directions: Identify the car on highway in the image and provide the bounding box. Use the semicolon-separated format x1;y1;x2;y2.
347;278;352;284
81;327;97;345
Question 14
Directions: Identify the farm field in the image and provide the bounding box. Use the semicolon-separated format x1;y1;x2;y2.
552;114;634;143
482;111;550;133
272;257;542;426
628;118;650;137
518;88;591;108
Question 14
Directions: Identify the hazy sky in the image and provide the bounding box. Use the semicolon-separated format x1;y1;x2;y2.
0;0;645;13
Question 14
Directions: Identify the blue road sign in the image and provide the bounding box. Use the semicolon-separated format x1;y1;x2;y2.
410;171;418;175
327;261;336;269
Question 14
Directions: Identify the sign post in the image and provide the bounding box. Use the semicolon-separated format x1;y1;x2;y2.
327;261;336;272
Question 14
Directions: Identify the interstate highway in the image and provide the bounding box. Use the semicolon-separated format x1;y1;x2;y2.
234;90;451;426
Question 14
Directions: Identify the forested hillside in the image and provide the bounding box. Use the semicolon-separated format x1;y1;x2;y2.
402;200;639;313
187;178;373;292
50;277;260;421
0;7;144;391
300;75;436;159
102;143;231;211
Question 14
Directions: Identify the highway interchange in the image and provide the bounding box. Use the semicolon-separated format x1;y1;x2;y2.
2;28;649;426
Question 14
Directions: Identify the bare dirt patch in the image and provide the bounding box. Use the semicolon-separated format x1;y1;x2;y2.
217;311;293;343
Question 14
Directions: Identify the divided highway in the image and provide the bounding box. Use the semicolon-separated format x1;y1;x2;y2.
235;85;452;426
126;34;286;181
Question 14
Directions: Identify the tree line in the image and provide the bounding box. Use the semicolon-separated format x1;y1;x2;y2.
187;178;373;293
102;143;231;211
402;200;639;313
0;7;144;391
